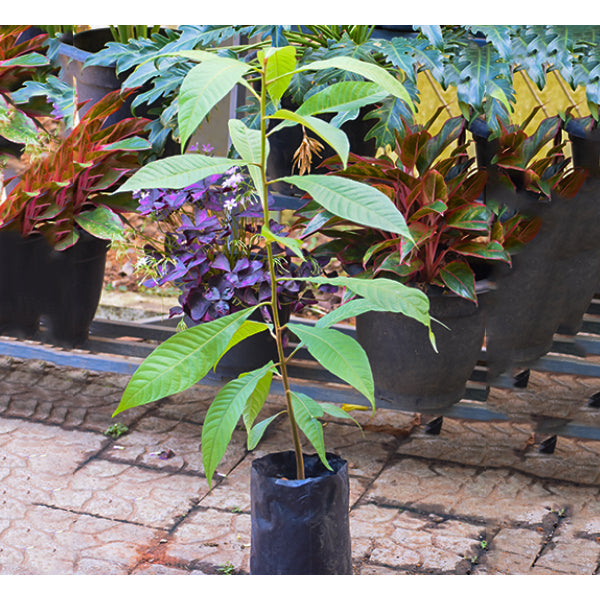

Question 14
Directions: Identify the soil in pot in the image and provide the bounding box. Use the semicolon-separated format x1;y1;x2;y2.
356;290;486;412
250;451;352;575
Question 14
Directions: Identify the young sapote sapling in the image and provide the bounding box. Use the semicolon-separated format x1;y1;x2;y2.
112;45;433;484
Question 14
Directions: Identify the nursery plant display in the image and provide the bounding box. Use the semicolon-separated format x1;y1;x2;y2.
0;89;151;345
473;114;588;379
298;115;514;410
112;45;432;574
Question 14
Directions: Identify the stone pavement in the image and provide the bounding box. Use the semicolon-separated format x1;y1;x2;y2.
1;352;600;576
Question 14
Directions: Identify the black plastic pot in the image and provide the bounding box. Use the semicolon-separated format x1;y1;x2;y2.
0;230;47;337
475;131;600;378
250;451;352;575
356;290;486;412
41;231;109;347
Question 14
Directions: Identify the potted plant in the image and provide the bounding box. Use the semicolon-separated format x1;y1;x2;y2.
473;115;588;379
0;89;151;345
111;45;432;574
298;114;515;411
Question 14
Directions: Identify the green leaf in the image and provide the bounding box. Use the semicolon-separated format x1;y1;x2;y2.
113;307;257;416
296;81;389;117
452;240;511;262
118;154;244;192
242;364;275;434
445;204;492;232
248;411;284;450
178;56;251;149
259;45;297;104
216;319;270;366
319;402;363;430
287;323;375;408
438;261;476;302
0;53;48;68
290;392;331;470
280;174;412;241
314;298;388;329
261;224;303;259
202;362;276;486
296;275;431;329
297;56;415;111
100;137;152;152
74;206;125;241
228;118;265;194
271;110;350;168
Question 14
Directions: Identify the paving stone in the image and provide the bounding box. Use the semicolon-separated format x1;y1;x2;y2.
160;508;251;574
533;520;600;574
351;503;483;573
53;460;209;529
2;355;600;574
483;527;544;574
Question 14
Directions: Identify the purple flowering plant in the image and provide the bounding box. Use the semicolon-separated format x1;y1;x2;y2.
135;147;323;325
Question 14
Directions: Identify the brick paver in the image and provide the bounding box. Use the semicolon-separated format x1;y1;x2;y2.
1;355;600;574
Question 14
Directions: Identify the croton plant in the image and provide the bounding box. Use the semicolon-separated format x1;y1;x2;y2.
0;89;151;249
300;116;513;303
478;113;588;201
0;26;52;151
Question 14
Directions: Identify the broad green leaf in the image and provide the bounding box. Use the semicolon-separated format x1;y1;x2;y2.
178;57;251;149
409;199;448;222
118;154;244;192
258;45;297;104
290;392;331;470
100;137;152;152
453;240;511;262
446;204;492;232
296;275;431;329
261;224;303;259
297;56;415;111
228;118;265;194
315;298;388;329
216;319;270;366
319;402;362;430
271;110;350;168
0;53;48;68
296;81;389;117
242;364;275;434
288;323;375;408
281;174;412;241
248;411;284;450
202;362;276;485
113;307;257;416
438;261;477;303
0;106;39;145
74;206;125;241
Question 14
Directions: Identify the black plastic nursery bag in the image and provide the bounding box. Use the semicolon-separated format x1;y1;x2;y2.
250;451;352;575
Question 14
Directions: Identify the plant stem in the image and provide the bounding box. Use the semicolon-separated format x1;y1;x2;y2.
259;58;305;480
